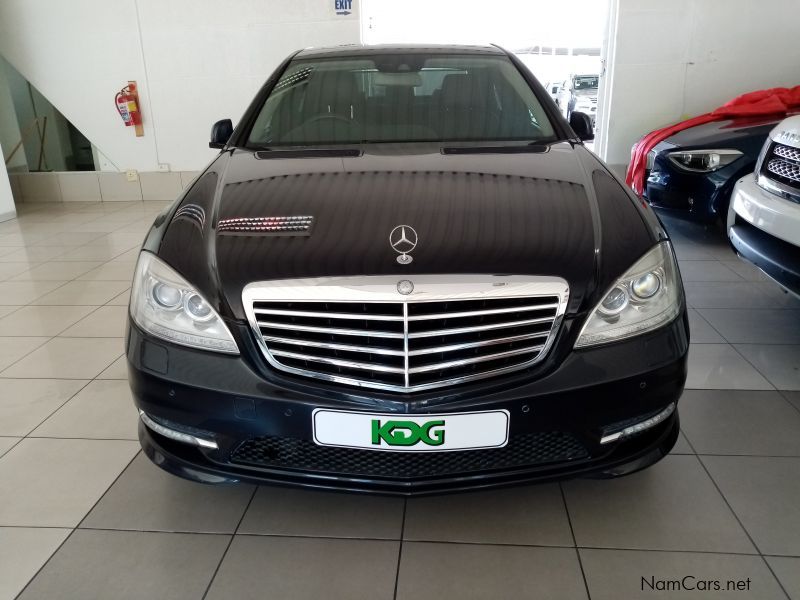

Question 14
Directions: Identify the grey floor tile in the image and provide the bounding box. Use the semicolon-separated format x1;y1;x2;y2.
0;527;71;600
0;379;86;436
703;456;800;556
96;355;128;379
685;281;790;310
698;309;800;344
0;337;50;371
765;557;800;600
104;288;131;306
30;280;130;305
672;431;694;454
0;438;138;527
580;548;786;600
1;337;124;379
686;344;773;390
0;280;66;304
0;437;20;458
563;455;755;553
404;484;573;546
31;379;139;440
0;305;96;336
783;391;800;412
687;308;724;343
58;305;127;338
11;261;103;281
239;486;403;539
397;542;587;600
205;535;399;600
0;262;35;280
0;306;19;319
83;453;254;533
735;345;800;391
679;261;743;282
19;529;229;600
680;390;800;456
721;258;772;282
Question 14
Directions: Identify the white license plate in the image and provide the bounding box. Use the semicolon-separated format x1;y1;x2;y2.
312;408;510;452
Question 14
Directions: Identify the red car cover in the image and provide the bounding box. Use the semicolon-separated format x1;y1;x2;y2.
625;86;800;195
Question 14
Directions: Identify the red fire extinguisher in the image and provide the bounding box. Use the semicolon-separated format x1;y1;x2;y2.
115;82;143;135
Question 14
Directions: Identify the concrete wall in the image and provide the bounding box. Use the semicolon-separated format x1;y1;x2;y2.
0;0;361;173
600;0;800;167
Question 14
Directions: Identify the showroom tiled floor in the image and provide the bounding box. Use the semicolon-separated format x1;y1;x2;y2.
0;202;799;599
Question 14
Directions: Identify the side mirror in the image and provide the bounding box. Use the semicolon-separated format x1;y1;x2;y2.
209;119;234;149
569;111;594;142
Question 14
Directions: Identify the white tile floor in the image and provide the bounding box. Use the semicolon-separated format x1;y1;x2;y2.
0;202;798;599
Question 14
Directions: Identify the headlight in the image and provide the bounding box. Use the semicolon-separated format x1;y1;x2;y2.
575;242;681;348
130;252;239;354
667;149;742;172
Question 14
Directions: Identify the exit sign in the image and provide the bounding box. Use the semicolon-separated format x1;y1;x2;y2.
334;0;353;15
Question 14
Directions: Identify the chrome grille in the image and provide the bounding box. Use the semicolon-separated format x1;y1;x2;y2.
763;143;800;191
773;144;800;163
243;276;569;392
766;158;800;185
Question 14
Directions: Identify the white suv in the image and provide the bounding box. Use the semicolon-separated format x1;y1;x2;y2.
728;115;800;296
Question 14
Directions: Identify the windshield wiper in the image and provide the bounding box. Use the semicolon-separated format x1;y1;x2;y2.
441;143;550;155
252;147;362;159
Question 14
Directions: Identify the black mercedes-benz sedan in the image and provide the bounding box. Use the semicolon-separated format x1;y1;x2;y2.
127;44;689;494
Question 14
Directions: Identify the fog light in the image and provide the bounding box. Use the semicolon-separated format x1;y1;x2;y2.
139;410;218;449
600;402;676;444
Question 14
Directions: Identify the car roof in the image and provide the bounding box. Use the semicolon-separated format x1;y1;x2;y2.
296;44;506;59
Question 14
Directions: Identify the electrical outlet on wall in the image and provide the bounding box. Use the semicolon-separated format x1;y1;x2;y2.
158;163;170;172
126;170;139;182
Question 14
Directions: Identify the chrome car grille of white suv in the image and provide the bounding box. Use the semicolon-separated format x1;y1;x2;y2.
243;275;569;392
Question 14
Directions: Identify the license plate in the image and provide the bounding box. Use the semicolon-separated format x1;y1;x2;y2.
312;408;510;452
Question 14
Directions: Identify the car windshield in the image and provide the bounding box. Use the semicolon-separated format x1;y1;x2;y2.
573;75;598;90
246;53;556;147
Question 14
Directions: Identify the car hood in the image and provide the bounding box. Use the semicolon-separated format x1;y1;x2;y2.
154;142;659;319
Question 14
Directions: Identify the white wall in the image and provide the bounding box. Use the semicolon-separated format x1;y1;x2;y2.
0;0;361;173
601;0;800;167
0;163;16;221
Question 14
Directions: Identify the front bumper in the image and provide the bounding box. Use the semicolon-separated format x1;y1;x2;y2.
728;176;800;296
128;313;689;495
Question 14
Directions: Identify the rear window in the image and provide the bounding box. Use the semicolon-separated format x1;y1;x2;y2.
247;53;556;147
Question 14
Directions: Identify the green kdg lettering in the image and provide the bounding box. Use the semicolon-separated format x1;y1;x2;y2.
371;419;446;446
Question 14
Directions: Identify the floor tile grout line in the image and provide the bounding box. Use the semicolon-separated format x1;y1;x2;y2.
693;454;766;559
6;523;800;560
20;379;97;440
559;482;592;600
778;390;800;417
13;448;142;600
760;555;793;600
392;498;407;600
200;486;259;600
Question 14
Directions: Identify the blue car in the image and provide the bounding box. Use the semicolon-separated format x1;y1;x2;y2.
643;115;793;223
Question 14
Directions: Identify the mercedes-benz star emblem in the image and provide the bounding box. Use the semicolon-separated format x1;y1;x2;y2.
396;280;414;295
389;225;418;265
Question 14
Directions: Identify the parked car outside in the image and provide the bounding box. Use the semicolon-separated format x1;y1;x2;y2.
641;114;796;223
728;115;800;295
128;45;687;495
545;80;562;103
556;73;598;125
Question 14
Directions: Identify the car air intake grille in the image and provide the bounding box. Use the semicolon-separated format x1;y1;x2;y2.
764;143;800;190
244;276;568;392
229;431;589;479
